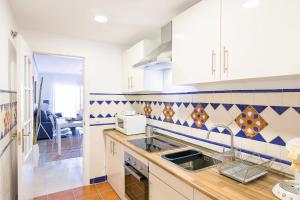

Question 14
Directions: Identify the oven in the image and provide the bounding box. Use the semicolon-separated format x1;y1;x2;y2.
124;152;149;200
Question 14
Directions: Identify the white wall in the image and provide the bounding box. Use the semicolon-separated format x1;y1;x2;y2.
38;72;83;112
0;0;18;199
0;0;17;90
21;30;124;184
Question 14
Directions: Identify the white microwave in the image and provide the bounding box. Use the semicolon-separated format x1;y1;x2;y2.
115;114;146;135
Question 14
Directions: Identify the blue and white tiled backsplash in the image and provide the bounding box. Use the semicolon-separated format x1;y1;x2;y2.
89;89;300;174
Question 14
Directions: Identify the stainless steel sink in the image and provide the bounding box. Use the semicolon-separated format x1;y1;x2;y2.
162;150;220;171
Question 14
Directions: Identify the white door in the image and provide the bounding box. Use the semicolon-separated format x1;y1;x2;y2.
172;0;221;85
221;0;300;80
17;36;34;200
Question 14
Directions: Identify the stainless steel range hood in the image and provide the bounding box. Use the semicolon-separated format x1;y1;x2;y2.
133;22;172;70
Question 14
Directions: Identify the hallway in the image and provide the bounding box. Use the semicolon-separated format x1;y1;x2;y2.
31;157;83;197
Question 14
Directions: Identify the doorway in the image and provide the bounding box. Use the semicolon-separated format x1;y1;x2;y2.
32;53;85;196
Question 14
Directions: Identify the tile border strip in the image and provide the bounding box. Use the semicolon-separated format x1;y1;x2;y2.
90;175;107;184
89;88;300;96
149;124;291;166
89;123;115;127
0;89;17;93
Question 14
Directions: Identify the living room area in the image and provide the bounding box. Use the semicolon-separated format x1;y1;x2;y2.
33;53;84;164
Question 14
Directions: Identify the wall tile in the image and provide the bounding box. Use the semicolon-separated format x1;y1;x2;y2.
89;89;300;172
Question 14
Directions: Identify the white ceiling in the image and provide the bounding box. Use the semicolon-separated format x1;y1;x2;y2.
9;0;200;46
33;53;84;75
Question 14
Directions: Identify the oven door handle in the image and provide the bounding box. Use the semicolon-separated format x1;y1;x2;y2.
124;164;146;182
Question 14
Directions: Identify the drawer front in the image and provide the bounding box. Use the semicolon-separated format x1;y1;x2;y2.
149;162;193;200
194;189;212;200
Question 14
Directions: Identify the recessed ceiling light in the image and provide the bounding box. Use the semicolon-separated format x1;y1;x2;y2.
94;15;108;23
242;0;260;8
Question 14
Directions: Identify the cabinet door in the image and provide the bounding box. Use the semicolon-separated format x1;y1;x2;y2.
112;140;125;199
172;0;221;85
149;173;188;200
194;189;212;200
221;0;300;80
105;137;114;184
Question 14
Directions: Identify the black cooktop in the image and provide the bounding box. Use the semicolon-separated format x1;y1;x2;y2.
128;136;186;152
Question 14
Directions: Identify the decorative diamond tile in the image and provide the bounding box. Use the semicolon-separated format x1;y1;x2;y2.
210;103;220;110
183;102;190;108
97;101;104;105
235;106;268;138
176;102;182;107
270;136;286;146
222;103;233;111
105;100;112;105
144;103;152;117
163;103;175;122
252;105;268;113
90;114;95;119
191;104;209;129
114;100;120;104
236;104;249;112
293;107;300;114
252;133;266;142
270;106;289;115
89;100;95;105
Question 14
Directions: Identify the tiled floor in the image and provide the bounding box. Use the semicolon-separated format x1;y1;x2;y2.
34;182;120;200
38;134;83;164
32;157;83;197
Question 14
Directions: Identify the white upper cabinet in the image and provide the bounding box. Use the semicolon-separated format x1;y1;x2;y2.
172;0;300;85
221;0;300;80
172;0;221;85
122;40;163;93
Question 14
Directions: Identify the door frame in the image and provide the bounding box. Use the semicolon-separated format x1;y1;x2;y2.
32;51;89;184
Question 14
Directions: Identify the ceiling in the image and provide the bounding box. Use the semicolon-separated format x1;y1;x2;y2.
8;0;200;46
33;53;84;75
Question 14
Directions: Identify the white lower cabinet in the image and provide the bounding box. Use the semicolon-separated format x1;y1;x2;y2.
194;190;212;200
149;162;193;200
105;137;125;199
149;173;188;200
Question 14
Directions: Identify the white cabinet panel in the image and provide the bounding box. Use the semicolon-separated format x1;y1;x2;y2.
122;40;163;92
149;162;193;200
105;137;125;199
172;0;221;85
194;189;212;200
149;173;188;200
221;0;300;80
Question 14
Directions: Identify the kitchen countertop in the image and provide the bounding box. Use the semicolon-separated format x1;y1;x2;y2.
103;129;287;200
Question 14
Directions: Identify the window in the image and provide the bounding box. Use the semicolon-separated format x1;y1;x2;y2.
53;83;81;118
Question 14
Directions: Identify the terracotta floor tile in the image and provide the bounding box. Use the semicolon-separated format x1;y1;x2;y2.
34;195;48;200
73;185;99;199
95;182;112;193
75;193;102;200
34;182;119;200
99;190;120;200
47;190;74;200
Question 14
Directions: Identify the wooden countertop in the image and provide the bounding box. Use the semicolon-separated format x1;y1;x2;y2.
103;129;286;200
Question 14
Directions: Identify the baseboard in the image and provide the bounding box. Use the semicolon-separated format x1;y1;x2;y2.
90;175;107;184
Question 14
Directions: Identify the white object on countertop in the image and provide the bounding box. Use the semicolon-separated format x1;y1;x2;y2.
119;110;136;116
115;113;146;135
272;138;300;200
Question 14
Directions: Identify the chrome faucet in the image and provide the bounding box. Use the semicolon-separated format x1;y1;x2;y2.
207;124;235;158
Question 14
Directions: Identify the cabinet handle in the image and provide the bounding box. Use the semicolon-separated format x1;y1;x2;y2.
130;76;133;89
223;47;229;74
211;50;216;75
110;141;113;154
112;142;116;155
